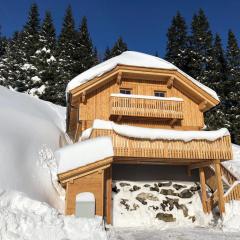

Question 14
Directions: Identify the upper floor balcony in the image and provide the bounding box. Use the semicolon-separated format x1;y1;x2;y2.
109;94;184;121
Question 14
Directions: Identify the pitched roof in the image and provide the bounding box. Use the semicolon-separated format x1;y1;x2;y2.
67;51;219;101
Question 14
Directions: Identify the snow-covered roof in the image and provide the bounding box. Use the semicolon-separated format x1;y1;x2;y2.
67;51;219;101
81;119;230;142
56;136;114;174
111;93;183;102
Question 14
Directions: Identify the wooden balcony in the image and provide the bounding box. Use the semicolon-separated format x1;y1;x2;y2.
90;129;232;163
109;95;184;121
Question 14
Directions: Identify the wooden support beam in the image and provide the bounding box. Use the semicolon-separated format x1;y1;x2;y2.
117;115;122;122
106;166;112;224
167;76;174;89
170;118;177;127
199;167;208;214
199;100;208;112
214;161;225;215
81;91;87;103
117;72;122;85
189;161;212;171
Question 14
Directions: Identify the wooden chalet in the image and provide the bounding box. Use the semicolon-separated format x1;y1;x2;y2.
58;51;235;225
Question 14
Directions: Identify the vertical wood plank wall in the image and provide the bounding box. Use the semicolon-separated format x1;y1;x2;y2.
65;171;105;216
78;77;204;133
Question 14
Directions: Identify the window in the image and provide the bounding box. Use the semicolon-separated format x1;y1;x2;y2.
120;88;131;95
154;91;165;97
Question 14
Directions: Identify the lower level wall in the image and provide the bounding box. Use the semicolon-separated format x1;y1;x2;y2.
112;164;199;182
65;171;104;216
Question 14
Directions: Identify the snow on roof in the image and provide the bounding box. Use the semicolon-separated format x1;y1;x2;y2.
81;119;230;142
67;51;219;101
56;136;114;174
111;93;183;102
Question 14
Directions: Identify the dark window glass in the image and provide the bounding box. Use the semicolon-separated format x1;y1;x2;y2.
120;88;131;94
154;91;165;97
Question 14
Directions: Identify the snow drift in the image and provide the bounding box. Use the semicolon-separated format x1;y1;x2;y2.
0;86;66;211
0;190;107;240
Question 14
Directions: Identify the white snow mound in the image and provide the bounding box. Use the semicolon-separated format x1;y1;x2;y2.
0;86;66;211
67;51;219;101
0;190;107;240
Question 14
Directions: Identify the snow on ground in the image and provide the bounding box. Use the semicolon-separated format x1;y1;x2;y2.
56;136;114;174
67;51;219;101
0;86;66;211
108;227;240;240
222;144;240;180
0;190;107;240
81;119;230;142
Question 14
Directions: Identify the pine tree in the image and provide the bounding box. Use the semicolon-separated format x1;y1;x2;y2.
103;46;111;61
104;37;128;60
34;11;58;102
187;9;213;85
225;30;240;143
110;37;128;57
75;16;98;74
165;12;189;72
57;5;77;105
205;34;229;131
6;3;42;95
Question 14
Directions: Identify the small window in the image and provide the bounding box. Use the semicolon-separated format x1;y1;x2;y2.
154;91;165;97
120;88;131;95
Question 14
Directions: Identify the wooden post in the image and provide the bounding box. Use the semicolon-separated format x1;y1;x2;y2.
199;167;208;213
214;161;225;215
106;165;112;224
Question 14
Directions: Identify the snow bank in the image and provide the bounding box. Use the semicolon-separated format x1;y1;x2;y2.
67;51;219;101
110;93;183;101
0;190;107;240
222;200;240;232
81;119;230;142
222;144;240;180
57;137;114;174
0;86;66;211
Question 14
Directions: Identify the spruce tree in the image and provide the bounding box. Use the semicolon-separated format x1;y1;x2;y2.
225;30;240;143
57;5;77;105
188;9;213;85
103;46;111;61
110;37;128;57
10;3;43;95
35;11;58;102
75;16;98;74
205;34;229;131
165;11;189;72
104;37;128;60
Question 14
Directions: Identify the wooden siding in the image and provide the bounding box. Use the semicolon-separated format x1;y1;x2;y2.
78;77;205;135
90;129;232;161
65;171;105;216
109;95;183;120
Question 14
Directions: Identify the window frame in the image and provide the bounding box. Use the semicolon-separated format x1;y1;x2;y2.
154;90;166;97
120;88;132;95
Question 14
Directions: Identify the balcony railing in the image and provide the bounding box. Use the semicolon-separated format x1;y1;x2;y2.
90;129;232;161
109;94;184;120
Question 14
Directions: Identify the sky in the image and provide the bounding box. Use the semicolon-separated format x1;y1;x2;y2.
0;0;239;58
